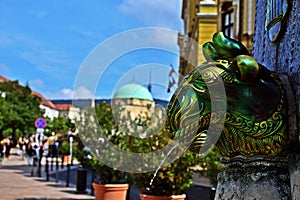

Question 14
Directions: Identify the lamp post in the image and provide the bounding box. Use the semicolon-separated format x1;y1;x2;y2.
66;130;73;187
69;135;73;165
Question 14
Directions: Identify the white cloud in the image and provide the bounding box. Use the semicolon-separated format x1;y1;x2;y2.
45;86;94;100
73;86;94;99
118;0;182;29
45;88;73;99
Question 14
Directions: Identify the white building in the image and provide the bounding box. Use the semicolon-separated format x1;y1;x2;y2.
55;104;80;122
32;91;59;119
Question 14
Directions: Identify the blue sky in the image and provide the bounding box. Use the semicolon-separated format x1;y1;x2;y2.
0;0;183;101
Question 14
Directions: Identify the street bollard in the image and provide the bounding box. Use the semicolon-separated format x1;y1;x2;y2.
45;157;49;181
50;156;53;171
66;164;70;187
55;155;59;183
31;162;35;176
61;156;64;169
37;157;42;177
76;168;87;194
210;187;216;200
31;156;38;176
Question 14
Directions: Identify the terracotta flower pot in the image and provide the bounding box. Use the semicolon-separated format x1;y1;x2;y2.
139;193;186;200
92;183;129;200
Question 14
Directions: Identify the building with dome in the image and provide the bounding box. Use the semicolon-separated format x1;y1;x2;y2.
111;83;155;123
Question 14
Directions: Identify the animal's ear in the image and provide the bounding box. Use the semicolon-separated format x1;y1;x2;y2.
230;55;259;82
202;32;250;61
202;42;219;61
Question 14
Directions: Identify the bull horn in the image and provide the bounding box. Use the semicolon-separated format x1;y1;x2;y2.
231;55;259;82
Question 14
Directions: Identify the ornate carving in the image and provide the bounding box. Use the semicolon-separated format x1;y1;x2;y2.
265;0;291;42
166;32;288;157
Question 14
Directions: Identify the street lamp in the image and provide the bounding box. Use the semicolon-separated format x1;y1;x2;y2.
68;128;74;165
69;136;73;165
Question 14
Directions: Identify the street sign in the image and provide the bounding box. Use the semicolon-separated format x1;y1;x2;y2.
34;117;47;128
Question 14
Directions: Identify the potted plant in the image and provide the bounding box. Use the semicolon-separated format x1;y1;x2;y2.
81;130;132;200
85;157;130;200
76;103;132;200
125;128;199;200
77;102;198;199
59;141;71;164
108;106;199;199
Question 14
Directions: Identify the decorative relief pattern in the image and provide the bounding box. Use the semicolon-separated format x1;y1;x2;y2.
166;32;288;157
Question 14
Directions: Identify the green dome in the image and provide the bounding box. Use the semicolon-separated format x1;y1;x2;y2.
113;83;153;101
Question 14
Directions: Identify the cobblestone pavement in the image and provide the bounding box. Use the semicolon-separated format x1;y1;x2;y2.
0;148;94;200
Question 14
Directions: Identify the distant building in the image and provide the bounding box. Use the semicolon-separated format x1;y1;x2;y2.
0;75;10;83
31;90;59;119
111;83;155;123
55;104;80;121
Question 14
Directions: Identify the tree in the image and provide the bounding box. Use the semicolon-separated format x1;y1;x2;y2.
76;102;201;194
45;116;73;136
0;81;44;141
94;101;116;134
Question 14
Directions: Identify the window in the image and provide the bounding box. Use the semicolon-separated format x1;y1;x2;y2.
221;2;234;38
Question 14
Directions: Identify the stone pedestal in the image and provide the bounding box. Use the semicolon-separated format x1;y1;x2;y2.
214;157;290;200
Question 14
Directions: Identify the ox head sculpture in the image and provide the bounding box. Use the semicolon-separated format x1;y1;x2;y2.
166;32;288;157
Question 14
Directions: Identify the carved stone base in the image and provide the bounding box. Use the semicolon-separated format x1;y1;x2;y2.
214;157;290;200
289;154;300;200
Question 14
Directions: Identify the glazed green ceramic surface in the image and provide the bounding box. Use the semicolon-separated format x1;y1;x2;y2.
166;32;288;157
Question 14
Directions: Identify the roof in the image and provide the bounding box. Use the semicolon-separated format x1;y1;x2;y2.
113;83;153;101
55;104;74;111
0;75;10;83
31;90;57;109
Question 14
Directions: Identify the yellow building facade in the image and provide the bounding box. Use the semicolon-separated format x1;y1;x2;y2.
178;0;217;79
178;0;256;80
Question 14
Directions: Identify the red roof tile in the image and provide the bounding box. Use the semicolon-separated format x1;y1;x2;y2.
0;75;10;82
31;90;57;109
55;104;74;111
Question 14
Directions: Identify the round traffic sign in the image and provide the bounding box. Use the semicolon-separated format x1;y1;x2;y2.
35;118;47;128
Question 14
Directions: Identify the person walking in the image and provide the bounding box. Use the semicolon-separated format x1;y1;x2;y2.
18;135;26;160
33;144;39;166
4;138;12;159
0;141;5;166
25;143;35;166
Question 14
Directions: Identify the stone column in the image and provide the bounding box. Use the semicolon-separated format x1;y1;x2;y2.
289;155;300;200
215;157;290;200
